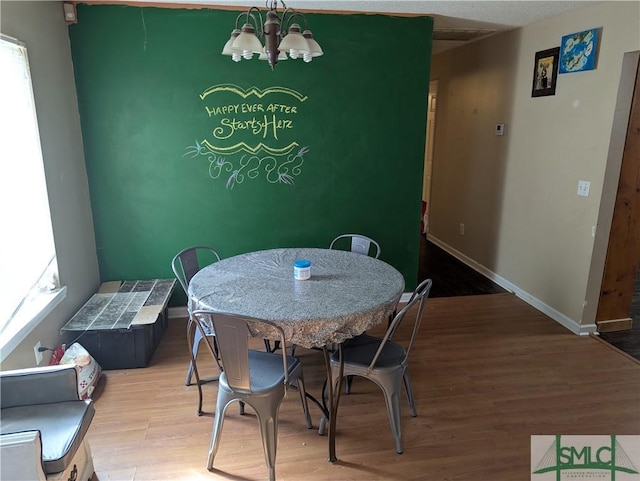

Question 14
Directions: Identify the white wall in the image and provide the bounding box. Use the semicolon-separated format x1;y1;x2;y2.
1;1;100;368
429;1;640;333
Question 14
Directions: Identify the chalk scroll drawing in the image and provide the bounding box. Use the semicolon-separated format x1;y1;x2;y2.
184;141;309;189
183;84;310;189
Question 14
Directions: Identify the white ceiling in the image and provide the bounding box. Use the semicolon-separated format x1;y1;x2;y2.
138;0;600;53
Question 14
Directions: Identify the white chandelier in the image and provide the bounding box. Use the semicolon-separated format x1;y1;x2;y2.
222;1;323;69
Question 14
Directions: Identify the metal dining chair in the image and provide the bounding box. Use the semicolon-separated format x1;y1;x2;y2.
329;233;381;258
324;278;433;454
288;233;384;357
286;233;383;358
328;233;383;389
192;310;313;481
171;246;222;392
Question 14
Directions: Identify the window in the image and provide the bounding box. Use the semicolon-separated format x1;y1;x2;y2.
0;35;64;359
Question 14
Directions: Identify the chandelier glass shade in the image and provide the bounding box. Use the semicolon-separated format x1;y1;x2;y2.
221;1;323;69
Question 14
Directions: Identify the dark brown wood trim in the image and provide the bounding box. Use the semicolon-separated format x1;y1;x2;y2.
596;317;633;332
596;58;640;324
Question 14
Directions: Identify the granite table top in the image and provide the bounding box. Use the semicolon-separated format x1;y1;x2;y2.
188;248;405;349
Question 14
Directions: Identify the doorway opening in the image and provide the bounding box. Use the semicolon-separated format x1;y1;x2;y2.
417;79;506;298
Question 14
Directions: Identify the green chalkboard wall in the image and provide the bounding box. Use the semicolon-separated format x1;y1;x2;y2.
68;5;432;304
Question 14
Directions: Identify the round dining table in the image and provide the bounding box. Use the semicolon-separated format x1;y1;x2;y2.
188;247;405;461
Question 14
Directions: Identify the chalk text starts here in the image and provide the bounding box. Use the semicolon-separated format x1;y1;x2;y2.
206;102;298;141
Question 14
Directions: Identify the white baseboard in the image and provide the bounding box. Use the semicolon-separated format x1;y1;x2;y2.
400;292;412;303
168;306;188;319
169;240;597;337
426;235;594;336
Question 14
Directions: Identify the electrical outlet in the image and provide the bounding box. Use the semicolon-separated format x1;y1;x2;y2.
34;341;43;365
459;223;465;235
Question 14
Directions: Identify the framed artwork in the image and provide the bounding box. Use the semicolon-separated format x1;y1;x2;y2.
531;47;560;97
559;28;599;74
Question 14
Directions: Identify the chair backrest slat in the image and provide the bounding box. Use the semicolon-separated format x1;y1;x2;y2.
368;278;432;370
329;233;381;259
191;310;290;393
213;315;252;391
180;249;201;287
171;246;221;295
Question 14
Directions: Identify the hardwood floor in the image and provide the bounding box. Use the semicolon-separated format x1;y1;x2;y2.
87;294;640;481
418;235;507;297
419;234;640;361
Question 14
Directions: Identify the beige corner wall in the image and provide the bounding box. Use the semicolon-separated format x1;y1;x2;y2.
429;1;640;333
1;2;100;368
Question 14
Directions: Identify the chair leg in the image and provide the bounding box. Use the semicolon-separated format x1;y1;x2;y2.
318;367;341;436
186;319;205;415
345;375;354;394
263;339;282;353
318;415;327;436
258;414;277;481
403;370;417;417
381;380;404;454
190;321;225;415
185;318;194;386
207;393;231;470
296;375;313;429
255;396;282;481
185;362;195;386
185;322;203;386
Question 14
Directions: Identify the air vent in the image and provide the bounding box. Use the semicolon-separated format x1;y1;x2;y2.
433;29;497;42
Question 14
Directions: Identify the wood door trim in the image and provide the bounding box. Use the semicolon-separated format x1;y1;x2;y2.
596;59;640;329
